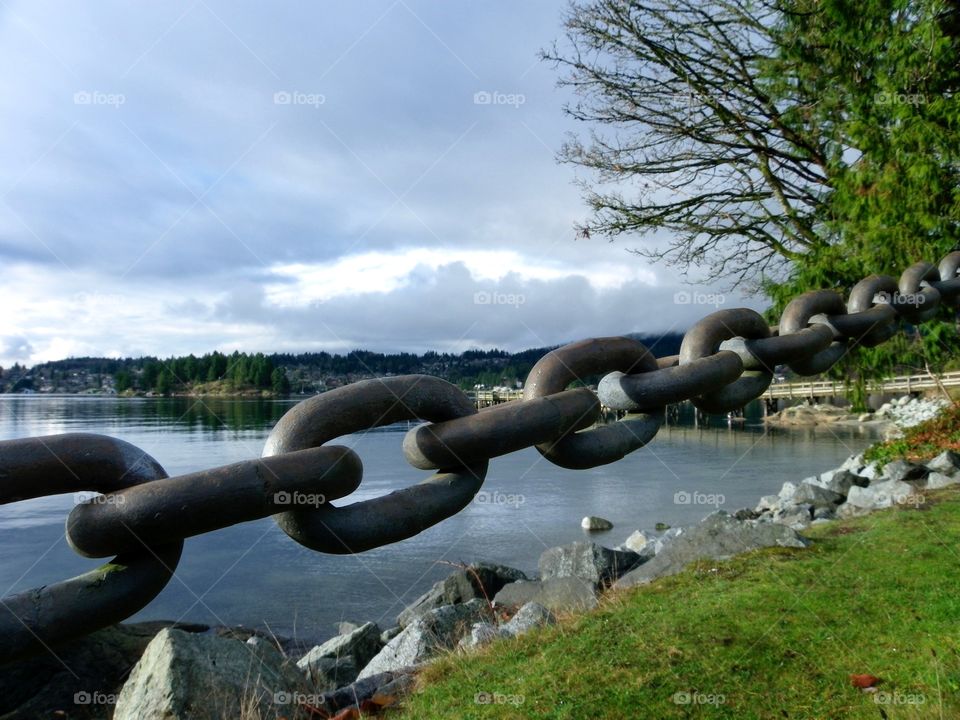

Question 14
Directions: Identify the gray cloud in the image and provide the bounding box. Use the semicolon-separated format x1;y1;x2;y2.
0;0;763;366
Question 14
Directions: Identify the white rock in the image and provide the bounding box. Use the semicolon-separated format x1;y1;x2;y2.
778;481;798;501
755;495;781;513
623;530;649;553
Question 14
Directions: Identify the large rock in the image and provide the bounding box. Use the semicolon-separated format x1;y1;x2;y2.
538;541;640;588
0;621;208;720
493;578;598;614
501;602;556;636
836;502;872;519
359;599;492;680
925;471;960;490
459;601;557;650
845;479;917;510
652;527;683;554
295;656;357;692
811;469;869;497
880;459;928;483
297;621;381;676
614;512;809;588
926;450;960;477
622;530;651;555
113;628;310;720
793;482;844;508
457;622;510;650
772;503;813;529
397;563;526;628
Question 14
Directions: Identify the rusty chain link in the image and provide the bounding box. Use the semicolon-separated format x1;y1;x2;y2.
2;251;959;662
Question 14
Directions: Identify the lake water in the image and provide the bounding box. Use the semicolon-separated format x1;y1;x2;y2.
0;395;881;645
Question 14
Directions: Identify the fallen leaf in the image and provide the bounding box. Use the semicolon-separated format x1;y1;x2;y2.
849;673;882;689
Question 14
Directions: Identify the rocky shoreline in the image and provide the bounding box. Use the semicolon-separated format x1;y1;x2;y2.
3;444;958;720
764;395;949;435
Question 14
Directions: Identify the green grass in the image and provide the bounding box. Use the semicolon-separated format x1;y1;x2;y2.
866;401;960;468
392;489;960;719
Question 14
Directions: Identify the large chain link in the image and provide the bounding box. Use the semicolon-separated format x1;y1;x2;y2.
2;251;959;662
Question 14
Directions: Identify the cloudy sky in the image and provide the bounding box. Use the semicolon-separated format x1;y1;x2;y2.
0;0;761;367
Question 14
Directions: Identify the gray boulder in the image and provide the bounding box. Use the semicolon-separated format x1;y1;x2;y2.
653;527;683;554
459;601;557;650
458;622;510;649
845;479;917;509
772;503;813;529
926;450;960;477
880;459;927;483
836;502;872;519
859;462;882;481
493;577;598;614
501;602;556;636
0;621;208;720
397;563;526;628
926;471;960;490
296;622;381;687
296;655;357;692
812;506;836;521
335;621;363;635
615;512;809;588
380;626;402;644
813;469;869;496
539;541;640;588
113;628;309;720
359;599;492;680
793;482;844;508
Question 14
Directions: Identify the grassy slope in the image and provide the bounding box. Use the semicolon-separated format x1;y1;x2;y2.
393;488;960;719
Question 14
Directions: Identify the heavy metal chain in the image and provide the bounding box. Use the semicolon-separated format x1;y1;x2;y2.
2;253;959;663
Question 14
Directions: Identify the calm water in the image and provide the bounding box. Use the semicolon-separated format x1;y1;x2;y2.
0;396;880;644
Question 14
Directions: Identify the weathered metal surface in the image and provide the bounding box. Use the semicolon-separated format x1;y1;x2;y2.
679;308;773;413
598;353;743;411
66;445;363;557
402;388;599;470
523;337;661;469
779;290;849;376
263;376;488;554
0;434;182;664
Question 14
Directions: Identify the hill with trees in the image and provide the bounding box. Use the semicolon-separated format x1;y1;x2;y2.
0;332;685;396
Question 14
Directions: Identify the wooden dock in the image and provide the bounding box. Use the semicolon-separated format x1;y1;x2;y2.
765;370;960;401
